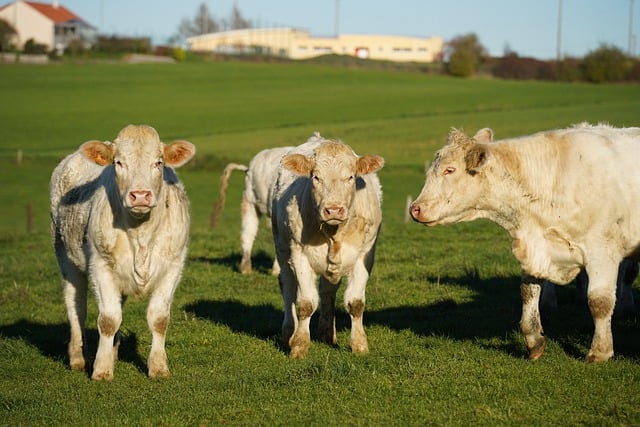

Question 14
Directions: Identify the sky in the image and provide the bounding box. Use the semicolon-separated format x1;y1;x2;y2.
56;0;639;60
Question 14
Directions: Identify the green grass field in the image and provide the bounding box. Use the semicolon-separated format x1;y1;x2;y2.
2;60;640;426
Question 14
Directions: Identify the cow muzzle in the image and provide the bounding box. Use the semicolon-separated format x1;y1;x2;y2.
321;205;347;224
126;190;155;216
409;202;432;225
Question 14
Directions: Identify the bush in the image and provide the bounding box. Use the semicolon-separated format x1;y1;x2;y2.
582;44;631;83
22;38;48;54
445;33;487;77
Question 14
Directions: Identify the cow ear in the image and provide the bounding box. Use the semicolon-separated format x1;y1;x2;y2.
80;140;114;166
164;140;196;168
473;128;494;143
356;154;384;175
465;144;488;175
282;154;314;175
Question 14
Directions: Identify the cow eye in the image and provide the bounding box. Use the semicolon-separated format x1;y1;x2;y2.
347;175;354;181
443;167;456;176
312;174;320;182
155;160;163;168
114;159;123;168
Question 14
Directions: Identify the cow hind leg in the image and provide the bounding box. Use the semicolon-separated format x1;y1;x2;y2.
519;277;546;360
318;277;338;346
239;196;260;274
61;266;88;371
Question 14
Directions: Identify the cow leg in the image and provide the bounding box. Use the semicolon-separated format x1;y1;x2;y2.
519;275;546;360
281;253;318;359
343;261;369;354
318;276;338;345
61;265;88;371
539;281;558;313
584;262;618;363
615;259;637;317
92;283;122;381
239;195;259;274
146;287;174;379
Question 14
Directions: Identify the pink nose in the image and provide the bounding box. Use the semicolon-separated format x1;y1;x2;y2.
410;204;421;221
323;205;345;220
128;190;153;207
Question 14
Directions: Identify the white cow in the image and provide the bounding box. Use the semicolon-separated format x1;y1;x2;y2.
272;134;384;358
410;123;640;363
210;146;292;275
50;124;195;380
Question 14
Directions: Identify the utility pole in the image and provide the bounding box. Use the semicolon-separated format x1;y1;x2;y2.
335;0;340;37
630;0;635;56
556;0;563;60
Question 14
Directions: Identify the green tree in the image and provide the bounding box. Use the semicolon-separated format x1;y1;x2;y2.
0;18;16;52
446;33;487;77
583;44;630;83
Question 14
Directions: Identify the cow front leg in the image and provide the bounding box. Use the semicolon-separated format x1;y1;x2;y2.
279;260;318;359
519;275;545;360
92;303;122;381
585;263;618;363
61;266;88;371
146;291;173;379
344;261;369;354
318;276;338;345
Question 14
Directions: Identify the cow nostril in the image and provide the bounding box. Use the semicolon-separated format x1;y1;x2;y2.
410;204;420;217
129;190;153;206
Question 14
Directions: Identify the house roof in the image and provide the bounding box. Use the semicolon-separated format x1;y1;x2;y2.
24;1;87;25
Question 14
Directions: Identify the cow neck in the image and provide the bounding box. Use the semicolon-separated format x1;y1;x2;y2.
124;190;168;288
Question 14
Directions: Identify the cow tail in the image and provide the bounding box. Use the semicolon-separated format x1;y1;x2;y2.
210;163;249;228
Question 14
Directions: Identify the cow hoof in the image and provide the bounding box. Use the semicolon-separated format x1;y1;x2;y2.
585;351;613;364
239;258;252;275
527;339;546;360
91;370;114;381
289;346;309;359
69;356;86;371
149;368;170;379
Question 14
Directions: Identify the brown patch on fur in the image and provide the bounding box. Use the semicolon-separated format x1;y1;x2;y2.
513;238;527;263
297;300;314;319
348;299;365;318
98;314;118;337
153;316;169;334
588;294;615;319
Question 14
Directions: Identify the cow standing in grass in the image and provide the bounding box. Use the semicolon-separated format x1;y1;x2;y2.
50;124;195;380
272;134;384;358
410;123;640;362
210;146;293;275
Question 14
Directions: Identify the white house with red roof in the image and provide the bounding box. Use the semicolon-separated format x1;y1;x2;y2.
0;0;96;51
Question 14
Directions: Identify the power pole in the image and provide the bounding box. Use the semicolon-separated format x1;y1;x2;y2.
630;0;635;56
335;0;340;37
556;0;563;60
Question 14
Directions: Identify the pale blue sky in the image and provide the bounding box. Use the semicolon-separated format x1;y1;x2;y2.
58;0;638;59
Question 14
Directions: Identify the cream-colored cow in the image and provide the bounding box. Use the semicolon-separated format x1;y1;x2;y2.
50;125;195;380
272;134;384;358
410;123;640;363
210;146;293;275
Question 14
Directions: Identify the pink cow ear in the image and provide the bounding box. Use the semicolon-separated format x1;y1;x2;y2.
164;140;196;168
80;140;114;166
282;154;314;175
356;154;384;175
473;128;494;143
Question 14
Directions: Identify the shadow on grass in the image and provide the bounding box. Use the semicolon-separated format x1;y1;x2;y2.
184;271;640;361
192;250;276;275
0;320;148;377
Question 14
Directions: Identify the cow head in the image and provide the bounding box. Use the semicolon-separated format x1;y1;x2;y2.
282;141;384;225
80;125;195;218
410;128;493;226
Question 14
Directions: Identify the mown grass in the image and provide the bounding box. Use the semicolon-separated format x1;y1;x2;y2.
1;61;640;425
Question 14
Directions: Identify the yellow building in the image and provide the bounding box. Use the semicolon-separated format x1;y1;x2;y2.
187;28;444;63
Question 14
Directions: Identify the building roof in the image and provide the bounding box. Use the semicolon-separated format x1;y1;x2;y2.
24;1;85;24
